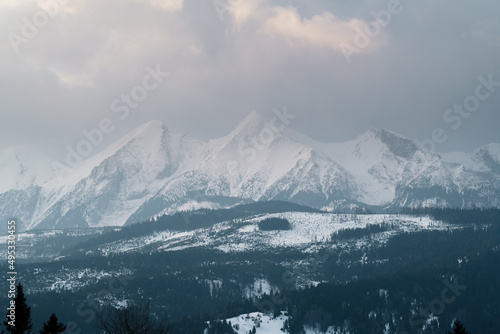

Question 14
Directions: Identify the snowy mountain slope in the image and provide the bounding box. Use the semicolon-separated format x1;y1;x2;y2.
392;158;499;208
315;128;433;205
0;146;56;228
0;146;55;193
27;121;206;229
1;113;500;230
0;186;41;228
285;128;496;209
395;143;500;208
127;113;357;223
442;143;500;175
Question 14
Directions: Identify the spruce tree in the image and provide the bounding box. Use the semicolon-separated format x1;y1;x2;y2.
447;319;470;334
39;314;66;334
96;301;169;334
3;283;32;334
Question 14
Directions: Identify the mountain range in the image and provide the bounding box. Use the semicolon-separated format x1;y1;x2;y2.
1;112;499;231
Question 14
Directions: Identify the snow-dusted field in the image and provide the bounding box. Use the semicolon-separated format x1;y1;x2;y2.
218;312;288;334
6;212;458;264
92;212;457;257
211;312;350;334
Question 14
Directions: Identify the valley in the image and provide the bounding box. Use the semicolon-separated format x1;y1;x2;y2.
1;204;498;333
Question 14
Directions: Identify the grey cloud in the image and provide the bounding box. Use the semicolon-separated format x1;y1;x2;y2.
0;0;499;161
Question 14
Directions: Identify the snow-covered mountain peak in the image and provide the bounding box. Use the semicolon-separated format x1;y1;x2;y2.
115;119;168;146
224;111;268;140
236;110;261;127
2;116;500;230
206;111;284;157
354;128;423;160
41;120;171;191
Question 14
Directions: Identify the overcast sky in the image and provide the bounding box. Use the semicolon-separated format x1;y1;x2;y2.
1;0;499;160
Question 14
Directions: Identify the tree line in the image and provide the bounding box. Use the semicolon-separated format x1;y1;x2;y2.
1;282;476;333
2;283;168;334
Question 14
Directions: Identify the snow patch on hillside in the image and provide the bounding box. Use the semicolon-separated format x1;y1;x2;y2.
92;213;456;257
215;312;288;334
243;278;274;299
215;311;350;334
